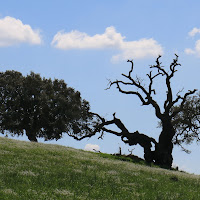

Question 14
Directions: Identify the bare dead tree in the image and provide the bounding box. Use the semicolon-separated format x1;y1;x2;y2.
128;148;135;155
69;55;197;169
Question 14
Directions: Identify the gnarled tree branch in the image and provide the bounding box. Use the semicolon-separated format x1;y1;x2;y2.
171;89;197;118
107;57;164;119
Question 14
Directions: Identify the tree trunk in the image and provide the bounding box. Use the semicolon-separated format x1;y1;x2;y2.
144;147;155;163
154;119;175;168
26;131;38;142
124;131;157;164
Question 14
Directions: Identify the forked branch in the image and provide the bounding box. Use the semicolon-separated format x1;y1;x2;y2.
171;89;197;118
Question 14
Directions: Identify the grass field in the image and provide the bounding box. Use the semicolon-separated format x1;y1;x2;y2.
0;137;199;200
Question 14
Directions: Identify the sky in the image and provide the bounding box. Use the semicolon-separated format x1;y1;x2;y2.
0;0;200;174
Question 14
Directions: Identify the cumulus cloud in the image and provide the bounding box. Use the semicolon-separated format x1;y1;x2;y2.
0;16;42;47
51;26;163;62
185;48;195;55
184;28;200;56
188;27;200;37
84;144;100;152
111;38;163;62
185;40;200;56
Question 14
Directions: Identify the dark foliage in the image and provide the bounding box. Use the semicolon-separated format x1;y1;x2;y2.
0;70;97;142
172;93;200;152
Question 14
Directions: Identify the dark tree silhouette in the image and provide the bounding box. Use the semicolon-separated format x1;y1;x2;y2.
70;55;198;169
0;71;96;142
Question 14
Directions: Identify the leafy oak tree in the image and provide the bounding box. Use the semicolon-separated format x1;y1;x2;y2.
0;70;97;142
171;92;200;152
70;55;200;169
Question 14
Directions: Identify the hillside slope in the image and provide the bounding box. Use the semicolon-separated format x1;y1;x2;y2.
0;137;199;200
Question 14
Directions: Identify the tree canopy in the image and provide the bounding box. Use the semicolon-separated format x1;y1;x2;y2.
171;93;200;152
0;70;97;142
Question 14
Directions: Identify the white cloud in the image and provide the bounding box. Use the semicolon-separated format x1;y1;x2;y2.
112;38;163;62
188;27;200;37
0;16;42;47
184;48;195;55
51;27;123;50
185;39;200;56
51;26;163;62
84;144;100;152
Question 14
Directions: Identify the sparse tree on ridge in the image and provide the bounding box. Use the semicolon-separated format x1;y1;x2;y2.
0;70;97;142
69;55;200;169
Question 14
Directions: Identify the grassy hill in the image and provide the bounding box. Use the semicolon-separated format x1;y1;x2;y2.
0;137;199;200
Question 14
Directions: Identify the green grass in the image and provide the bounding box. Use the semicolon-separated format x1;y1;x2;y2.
0;137;200;200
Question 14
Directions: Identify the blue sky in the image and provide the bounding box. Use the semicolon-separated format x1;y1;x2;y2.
0;0;200;174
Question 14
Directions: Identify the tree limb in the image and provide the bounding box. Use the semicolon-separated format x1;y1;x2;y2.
107;58;164;119
171;89;197;118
